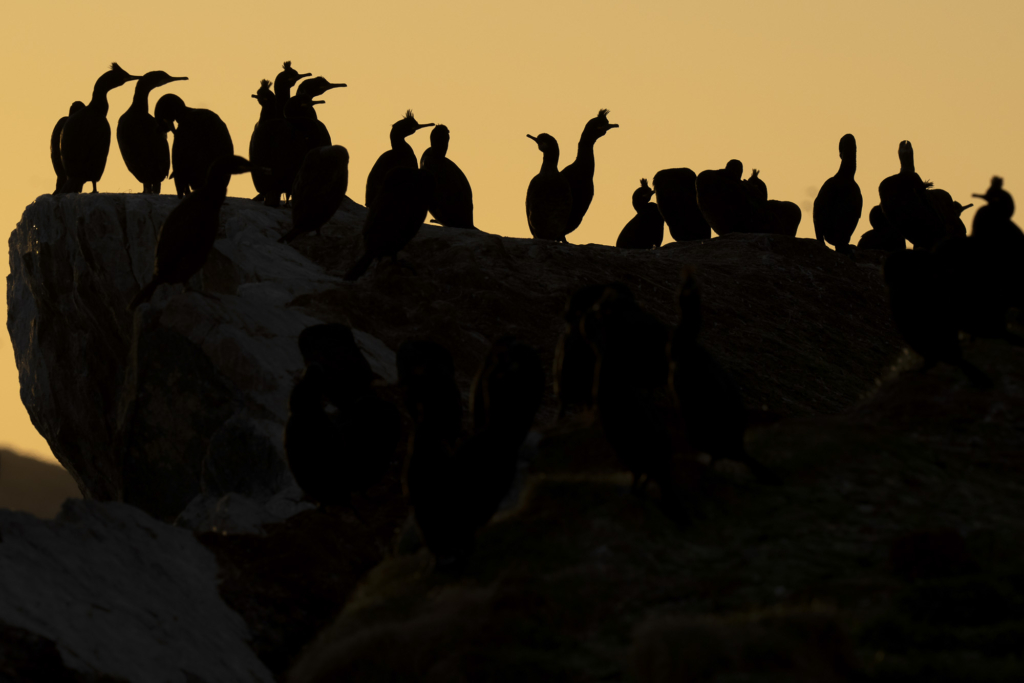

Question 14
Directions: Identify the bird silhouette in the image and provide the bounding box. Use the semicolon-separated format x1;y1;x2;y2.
857;205;906;252
878;141;944;250
365;111;434;208
553;283;616;416
50;101;85;194
653;168;710;241
696;160;762;235
560;109;618;238
117;71;188;194
616;179;664;249
525;133;572;241
249;62;311;207
420;125;474;229
154;94;234;198
279;145;350;243
285;76;346;174
813;134;863;255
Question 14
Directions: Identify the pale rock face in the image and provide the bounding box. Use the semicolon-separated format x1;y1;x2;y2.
0;500;273;682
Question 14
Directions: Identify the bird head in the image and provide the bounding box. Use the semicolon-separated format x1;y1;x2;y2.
527;133;559;156
137;71;188;92
582;108;619;141
392;110;435;139
898;140;915;173
839;133;856;160
295;77;347;100
252;79;274;105
725;159;743;180
153;93;186;129
97;63;140;92
973;176;1014;219
276;61;311;93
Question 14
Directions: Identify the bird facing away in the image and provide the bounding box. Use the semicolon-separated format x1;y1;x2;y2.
365;111;434;208
279;145;350;243
857;205;906;252
560;109;619;238
813;133;863;255
60;63;140;193
129;155;254;310
345;167;433;280
653;168;710;241
877;140;945;250
616;179;665;249
696;159;763;235
117;71;189;194
420;125;475;229
525;133;572;241
155;94;234;198
50;101;85;194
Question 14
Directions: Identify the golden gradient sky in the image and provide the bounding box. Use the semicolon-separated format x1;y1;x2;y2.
3;0;1023;464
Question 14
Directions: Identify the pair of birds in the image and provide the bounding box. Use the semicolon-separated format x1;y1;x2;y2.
525;109;619;242
697;161;802;237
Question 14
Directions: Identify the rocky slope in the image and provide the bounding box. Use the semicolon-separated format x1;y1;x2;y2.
0;449;81;518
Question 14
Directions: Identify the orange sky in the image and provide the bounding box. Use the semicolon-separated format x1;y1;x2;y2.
3;0;1024;464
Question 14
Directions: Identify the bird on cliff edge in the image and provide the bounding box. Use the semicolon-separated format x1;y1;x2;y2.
525;133;572;241
117;71;189;194
560;109;619;239
616;178;664;249
813;134;863;255
155;94;234;198
50;101;85;194
279;145;350;243
128;155;254;311
365;111;435;208
420;124;475;229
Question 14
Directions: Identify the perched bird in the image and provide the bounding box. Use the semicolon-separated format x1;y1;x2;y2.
344;167;432;280
279;145;350;243
117;71;189;194
470;335;545;439
560;109;618;238
857;205;906;252
365;110;434;207
696;160;763;235
250;62;311;207
813;134;863;255
878;141;945;250
60;63;140;193
553;283;618;416
616;179;664;249
669;269;780;484
765;200;802;237
420;125;474;229
927;188;972;240
50;101;85;194
742;168;768;206
248;79;276;203
155;94;234;198
128;155;254;310
653;168;710;241
285;77;346;162
525;133;572;241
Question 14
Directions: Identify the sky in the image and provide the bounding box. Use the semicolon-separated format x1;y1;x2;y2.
3;0;1024;465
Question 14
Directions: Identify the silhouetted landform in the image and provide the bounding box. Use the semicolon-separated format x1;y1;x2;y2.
857;204;905;252
616;178;664;249
0;449;80;519
560;108;618;238
525;133;572;241
652;168;710;241
130;155;254;310
155;94;234;198
420;124;474;229
50;102;84;195
813;134;863;255
249;62;311;207
364;110;434;208
59;63;139;193
117;71;188;194
279;145;349;243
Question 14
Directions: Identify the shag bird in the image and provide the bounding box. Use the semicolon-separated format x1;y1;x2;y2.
813;134;863;255
420;125;474;229
285;77;346;164
652;168;710;241
117;71;188;194
154;94;234;198
926;188;972;240
616;179;664;249
60;63;140;193
279;145;349;243
560;109;618;238
365;111;434;207
696;160;762;235
525;133;572;241
878;141;945;250
250;62;311;207
765;200;802;236
50;102;85;194
128;155;253;310
857;205;906;252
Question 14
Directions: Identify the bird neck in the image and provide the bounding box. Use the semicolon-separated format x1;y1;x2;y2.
273;81;293;118
391;131;414;154
258;99;279;124
632;194;649;213
573;138;597;171
128;84;155;113
899;155;915;174
88;85;112;116
541;148;560;172
838;154;856;178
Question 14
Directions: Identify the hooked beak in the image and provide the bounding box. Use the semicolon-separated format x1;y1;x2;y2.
526;134;538;142
251;94;259;99
972;193;987;199
127;74;141;81
606;124;620;129
169;76;189;82
311;100;326;105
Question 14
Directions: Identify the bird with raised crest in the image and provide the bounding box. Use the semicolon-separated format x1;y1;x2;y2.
560;109;618;238
365;110;434;208
616;178;664;249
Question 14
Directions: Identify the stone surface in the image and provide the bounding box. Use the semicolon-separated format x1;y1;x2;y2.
0;499;272;682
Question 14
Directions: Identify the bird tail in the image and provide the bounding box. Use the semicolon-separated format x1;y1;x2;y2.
344;251;374;281
129;280;160;312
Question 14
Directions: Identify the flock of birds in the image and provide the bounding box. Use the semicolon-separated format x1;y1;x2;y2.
45;62;1024;563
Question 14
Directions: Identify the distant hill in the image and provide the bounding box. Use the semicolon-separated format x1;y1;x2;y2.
0;449;81;519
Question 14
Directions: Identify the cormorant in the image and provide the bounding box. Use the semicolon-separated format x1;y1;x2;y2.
669;269;780;484
742;168;768;206
926;188;972;240
279;145;349;243
248;79;275;203
652;168;710;241
878;141;945;250
50;102;85;194
560;109;618;238
285;77;346;168
154;94;234;198
813;134;863;255
345;168;433;280
616;179;664;249
696;160;762;235
857;205;906;252
765;200;802;237
117;71;188;194
249;62;311;207
365;111;434;208
525;133;572;241
59;63;140;193
420;125;474;229
128;155;254;310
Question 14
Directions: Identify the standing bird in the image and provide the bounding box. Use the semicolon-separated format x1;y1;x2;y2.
128;155;254;310
60;63;140;193
857;205;906;252
696;160;762;235
560;109;619;238
813;134;863;255
250;62;311;207
525;133;572;241
765;200;802;237
878;141;944;250
279;145;350;243
50;101;85;194
344;168;433;280
926;188;972;240
653;168;710;241
420;125;474;229
365;111;434;208
155;94;234;198
616;179;664;249
285;76;347;162
117;71;189;194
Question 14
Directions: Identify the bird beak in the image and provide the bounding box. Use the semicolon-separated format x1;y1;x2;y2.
251;94;259;99
311;100;326;105
326;82;347;90
417;123;436;130
526;134;538;142
169;76;189;82
127;74;141;81
607;124;620;129
297;72;312;79
959;203;974;213
972;193;987;199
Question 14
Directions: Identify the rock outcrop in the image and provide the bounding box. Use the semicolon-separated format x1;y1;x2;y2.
9;193;902;522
